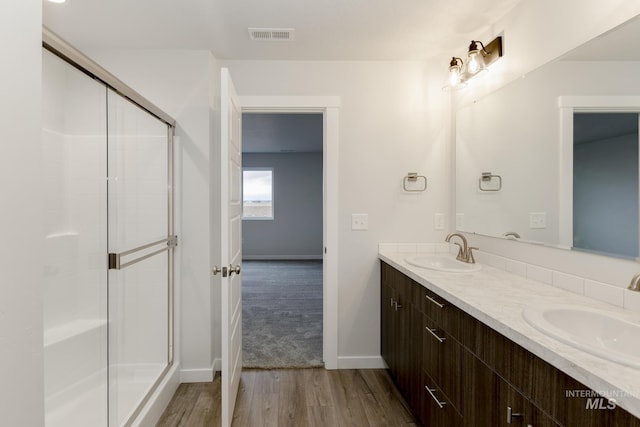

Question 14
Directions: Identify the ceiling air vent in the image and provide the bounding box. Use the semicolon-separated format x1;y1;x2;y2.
249;28;295;41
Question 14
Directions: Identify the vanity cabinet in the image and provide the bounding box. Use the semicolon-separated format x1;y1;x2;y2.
380;261;640;427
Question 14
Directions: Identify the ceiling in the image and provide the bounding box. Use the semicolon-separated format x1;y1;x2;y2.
574;113;639;145
43;0;523;61
242;113;323;153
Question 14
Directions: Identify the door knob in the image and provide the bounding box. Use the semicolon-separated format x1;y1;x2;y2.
212;266;228;277
229;265;241;276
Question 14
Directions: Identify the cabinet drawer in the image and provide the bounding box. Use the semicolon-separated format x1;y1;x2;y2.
421;369;463;427
422;313;462;411
418;286;462;340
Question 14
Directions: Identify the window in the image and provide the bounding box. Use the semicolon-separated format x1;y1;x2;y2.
242;168;274;219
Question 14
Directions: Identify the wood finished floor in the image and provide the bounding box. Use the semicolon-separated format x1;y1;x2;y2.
156;368;419;427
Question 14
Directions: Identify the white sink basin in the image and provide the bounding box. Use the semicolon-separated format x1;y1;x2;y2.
404;255;481;273
523;305;640;369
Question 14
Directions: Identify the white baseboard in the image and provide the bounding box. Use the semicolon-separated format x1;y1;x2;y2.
337;356;386;369
180;360;217;383
242;255;323;260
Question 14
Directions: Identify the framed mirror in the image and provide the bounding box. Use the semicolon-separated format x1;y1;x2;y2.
455;14;640;261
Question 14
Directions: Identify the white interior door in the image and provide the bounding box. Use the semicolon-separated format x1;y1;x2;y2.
220;68;243;427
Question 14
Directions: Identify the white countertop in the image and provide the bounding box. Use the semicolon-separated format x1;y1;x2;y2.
379;250;640;419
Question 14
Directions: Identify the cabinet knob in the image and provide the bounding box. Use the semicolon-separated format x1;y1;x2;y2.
506;406;522;424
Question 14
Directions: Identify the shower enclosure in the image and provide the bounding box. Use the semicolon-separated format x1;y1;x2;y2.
42;30;176;427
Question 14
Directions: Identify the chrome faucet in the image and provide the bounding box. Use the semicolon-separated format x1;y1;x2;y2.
629;272;640;292
445;233;478;264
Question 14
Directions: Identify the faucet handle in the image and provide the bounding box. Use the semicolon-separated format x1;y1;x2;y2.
467;247;478;264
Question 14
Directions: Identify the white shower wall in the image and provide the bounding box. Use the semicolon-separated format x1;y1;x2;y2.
43;49;172;426
42;50;109;426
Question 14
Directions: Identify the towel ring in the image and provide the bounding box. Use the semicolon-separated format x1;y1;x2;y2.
478;172;502;192
403;172;427;192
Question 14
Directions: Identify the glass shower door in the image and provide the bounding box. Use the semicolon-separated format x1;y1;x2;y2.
42;50;109;427
107;89;171;426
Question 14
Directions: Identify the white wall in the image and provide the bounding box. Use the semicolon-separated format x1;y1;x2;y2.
0;0;45;426
242;152;323;259
221;59;450;360
86;49;220;379
451;0;640;310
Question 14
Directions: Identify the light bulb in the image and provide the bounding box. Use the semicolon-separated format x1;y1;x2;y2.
448;57;463;87
468;51;480;74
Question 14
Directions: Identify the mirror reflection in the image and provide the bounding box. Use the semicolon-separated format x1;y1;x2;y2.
573;112;639;259
455;15;640;260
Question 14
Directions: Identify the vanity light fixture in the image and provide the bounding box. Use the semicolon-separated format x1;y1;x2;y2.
446;35;503;89
47;0;67;3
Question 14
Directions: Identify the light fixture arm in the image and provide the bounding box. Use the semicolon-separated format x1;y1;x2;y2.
469;40;489;56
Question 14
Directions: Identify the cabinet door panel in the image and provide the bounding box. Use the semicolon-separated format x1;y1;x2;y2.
463;351;500;427
380;278;395;373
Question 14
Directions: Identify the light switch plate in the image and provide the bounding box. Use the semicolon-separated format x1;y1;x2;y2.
456;213;465;230
434;213;445;230
529;212;547;229
351;213;368;230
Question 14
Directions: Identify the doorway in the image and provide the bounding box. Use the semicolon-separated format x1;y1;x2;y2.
241;113;324;368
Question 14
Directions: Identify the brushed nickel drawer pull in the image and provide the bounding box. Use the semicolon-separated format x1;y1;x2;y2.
426;327;446;343
425;294;445;308
506;406;522;424
425;385;446;409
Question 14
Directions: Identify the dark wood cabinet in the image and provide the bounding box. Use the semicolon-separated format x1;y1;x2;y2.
463;350;561;427
380;261;640;427
380;262;422;411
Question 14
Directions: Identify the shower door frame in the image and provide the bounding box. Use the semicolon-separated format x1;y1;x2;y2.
42;27;177;427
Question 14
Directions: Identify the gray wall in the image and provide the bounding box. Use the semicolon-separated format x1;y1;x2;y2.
574;132;638;258
243;152;323;259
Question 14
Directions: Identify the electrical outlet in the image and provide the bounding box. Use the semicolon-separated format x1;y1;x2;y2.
456;213;465;230
434;213;445;230
351;213;368;231
529;212;547;229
